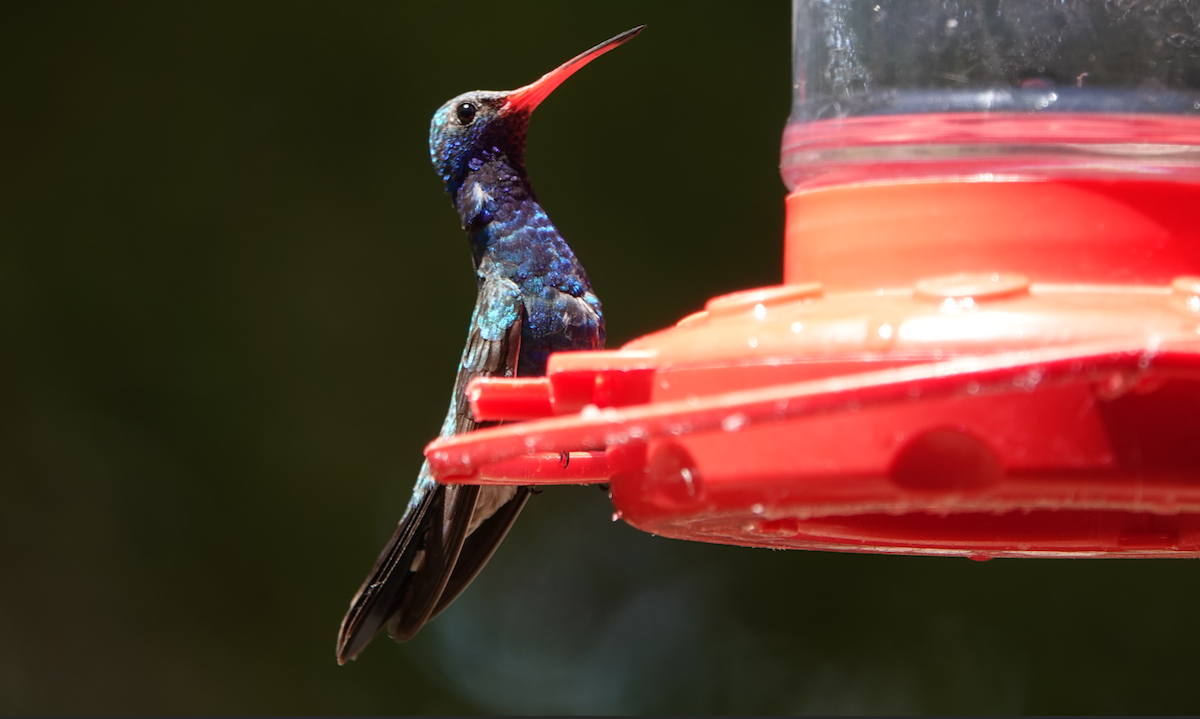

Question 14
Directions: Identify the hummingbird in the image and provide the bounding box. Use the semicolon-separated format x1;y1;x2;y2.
336;25;644;664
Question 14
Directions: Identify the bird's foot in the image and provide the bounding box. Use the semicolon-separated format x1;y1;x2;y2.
558;451;570;468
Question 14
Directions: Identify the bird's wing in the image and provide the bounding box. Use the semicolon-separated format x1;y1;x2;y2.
336;277;526;663
427;285;604;620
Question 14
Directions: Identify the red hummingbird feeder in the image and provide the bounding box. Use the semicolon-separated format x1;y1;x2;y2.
426;2;1200;559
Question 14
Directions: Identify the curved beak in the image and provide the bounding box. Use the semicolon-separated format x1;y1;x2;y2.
505;25;645;114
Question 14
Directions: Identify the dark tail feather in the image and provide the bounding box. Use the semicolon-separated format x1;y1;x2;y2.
429;486;531;620
387;483;479;641
335;479;479;663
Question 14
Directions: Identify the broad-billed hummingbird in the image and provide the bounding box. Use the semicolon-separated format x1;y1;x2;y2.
337;25;644;663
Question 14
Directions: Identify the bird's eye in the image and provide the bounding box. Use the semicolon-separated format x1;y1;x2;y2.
455;102;477;124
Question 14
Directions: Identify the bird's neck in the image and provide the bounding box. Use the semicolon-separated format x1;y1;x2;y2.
453;155;582;280
454;154;530;230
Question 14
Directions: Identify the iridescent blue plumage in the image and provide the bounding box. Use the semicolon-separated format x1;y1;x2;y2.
337;26;642;664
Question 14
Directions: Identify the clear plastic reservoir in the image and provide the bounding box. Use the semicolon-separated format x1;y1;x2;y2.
782;0;1200;190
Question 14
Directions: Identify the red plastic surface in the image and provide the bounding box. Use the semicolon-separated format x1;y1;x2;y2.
784;177;1200;291
425;175;1200;558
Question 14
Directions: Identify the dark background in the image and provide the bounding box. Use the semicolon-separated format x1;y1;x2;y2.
2;1;1199;714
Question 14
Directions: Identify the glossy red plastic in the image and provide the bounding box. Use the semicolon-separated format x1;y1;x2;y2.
785;176;1200;291
425;174;1200;559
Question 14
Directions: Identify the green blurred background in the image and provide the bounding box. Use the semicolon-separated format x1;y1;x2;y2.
3;1;1200;714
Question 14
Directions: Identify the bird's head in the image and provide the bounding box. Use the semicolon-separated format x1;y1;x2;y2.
428;25;644;196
